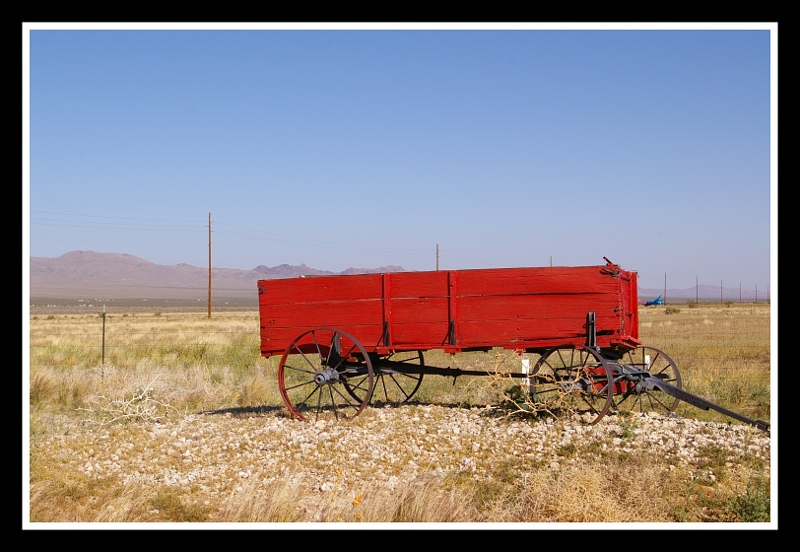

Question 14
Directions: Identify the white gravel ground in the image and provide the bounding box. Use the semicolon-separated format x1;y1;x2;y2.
37;403;771;521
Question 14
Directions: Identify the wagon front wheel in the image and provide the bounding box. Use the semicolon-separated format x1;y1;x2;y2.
530;346;615;424
612;345;682;416
277;328;374;422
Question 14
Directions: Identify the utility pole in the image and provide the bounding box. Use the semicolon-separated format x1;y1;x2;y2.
696;276;699;304
208;212;212;319
436;244;439;271
102;304;106;366
664;272;667;305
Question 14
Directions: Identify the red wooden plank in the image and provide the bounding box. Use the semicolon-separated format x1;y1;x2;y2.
454;266;619;296
455;293;621;322
261;326;383;352
389;297;449;323
385;271;449;297
258;274;382;305
455;315;623;345
260;298;384;328
385;322;451;348
260;324;386;355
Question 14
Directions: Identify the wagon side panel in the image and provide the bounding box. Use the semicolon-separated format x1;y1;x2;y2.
450;266;639;353
258;274;386;356
259;263;641;358
382;271;452;349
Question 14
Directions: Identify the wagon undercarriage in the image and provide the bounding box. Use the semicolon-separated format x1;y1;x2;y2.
275;324;769;432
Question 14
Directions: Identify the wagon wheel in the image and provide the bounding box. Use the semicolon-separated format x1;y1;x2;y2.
530;346;615;424
343;351;425;406
611;345;682;416
277;328;374;422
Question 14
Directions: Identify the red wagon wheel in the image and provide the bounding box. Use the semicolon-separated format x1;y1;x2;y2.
277;328;374;422
343;351;425;406
611;345;682;416
531;346;615;424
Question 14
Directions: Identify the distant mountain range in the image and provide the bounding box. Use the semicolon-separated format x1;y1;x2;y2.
28;250;405;301
27;250;769;302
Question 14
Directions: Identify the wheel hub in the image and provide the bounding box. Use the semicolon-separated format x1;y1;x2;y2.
314;367;340;386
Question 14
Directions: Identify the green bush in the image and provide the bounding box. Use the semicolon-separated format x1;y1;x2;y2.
728;474;770;522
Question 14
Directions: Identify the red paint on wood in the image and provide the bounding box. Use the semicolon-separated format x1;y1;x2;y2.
258;264;640;357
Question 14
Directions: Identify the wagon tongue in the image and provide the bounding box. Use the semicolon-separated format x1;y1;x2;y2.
641;376;770;432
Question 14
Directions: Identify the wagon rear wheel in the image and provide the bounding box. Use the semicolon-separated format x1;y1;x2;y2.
343;351;425;406
277;328;374;422
612;345;682;416
530;346;615;424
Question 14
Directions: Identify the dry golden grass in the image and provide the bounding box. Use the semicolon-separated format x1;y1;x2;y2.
637;302;771;424
26;302;773;526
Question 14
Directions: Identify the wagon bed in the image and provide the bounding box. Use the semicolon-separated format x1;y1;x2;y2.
258;264;640;358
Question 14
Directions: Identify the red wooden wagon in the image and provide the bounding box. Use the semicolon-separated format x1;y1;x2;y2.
258;259;769;431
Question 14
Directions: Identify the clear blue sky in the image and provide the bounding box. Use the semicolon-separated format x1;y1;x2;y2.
23;23;776;292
